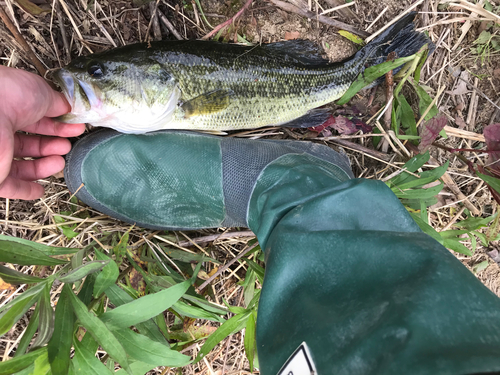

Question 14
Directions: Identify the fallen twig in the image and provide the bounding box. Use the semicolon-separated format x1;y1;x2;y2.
177;230;255;247
157;9;183;40
197;241;259;292
268;0;369;38
0;5;47;76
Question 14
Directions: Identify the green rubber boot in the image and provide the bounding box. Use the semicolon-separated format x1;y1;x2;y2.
65;129;500;375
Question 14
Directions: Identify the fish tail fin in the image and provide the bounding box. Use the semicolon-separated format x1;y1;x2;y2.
354;12;434;68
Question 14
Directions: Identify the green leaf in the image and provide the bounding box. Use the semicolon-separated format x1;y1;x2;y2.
472;260;489;274
194;311;250;363
100;280;190;329
398;95;417;137
172;300;225;323
396;162;449;190
15;303;39;357
112;329;190;367
474;30;491;45
80;331;100;354
77;273;96;306
72;338;114;375
414;48;428;83
243;312;256;372
30;349;50;375
412;82;438;121
113;361;156;375
0;347;47;375
113;232;129;265
393;182;443;200
160;245;220;264
105;284;169;344
31;283;54;348
0;236;69;266
93;251;119;297
0;282;45;336
67;287;131;373
477;172;500;195
57;260;109;283
0;265;44;285
243;259;265;285
338;30;365;45
242;269;256;308
409;212;443;244
337;55;415;105
54;215;79;239
453;214;496;231
443;237;473;256
48;284;75;375
147;275;228;315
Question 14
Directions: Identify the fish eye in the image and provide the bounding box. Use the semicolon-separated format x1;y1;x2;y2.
87;62;105;78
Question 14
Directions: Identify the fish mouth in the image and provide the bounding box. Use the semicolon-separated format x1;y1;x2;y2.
53;69;100;123
53;68;76;108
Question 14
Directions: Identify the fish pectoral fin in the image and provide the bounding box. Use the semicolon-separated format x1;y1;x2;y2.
181;89;234;118
279;109;332;129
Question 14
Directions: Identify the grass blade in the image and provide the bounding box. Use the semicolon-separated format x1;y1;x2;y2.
337;55;415;105
194;311;250;363
67;286;131;373
48;284;75;375
93;251;119;297
100;280;190;329
112;328;190;367
58;260;108;283
243;312;256;372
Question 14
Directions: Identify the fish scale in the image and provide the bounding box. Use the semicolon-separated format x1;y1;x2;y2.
54;13;432;134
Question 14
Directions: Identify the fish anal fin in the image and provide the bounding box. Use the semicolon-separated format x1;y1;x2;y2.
182;89;234;118
279;109;332;128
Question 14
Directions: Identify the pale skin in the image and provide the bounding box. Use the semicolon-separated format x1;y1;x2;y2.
0;66;85;200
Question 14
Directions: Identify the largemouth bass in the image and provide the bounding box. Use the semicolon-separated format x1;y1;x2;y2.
54;12;431;134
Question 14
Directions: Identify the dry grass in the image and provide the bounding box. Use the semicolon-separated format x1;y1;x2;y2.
1;0;500;373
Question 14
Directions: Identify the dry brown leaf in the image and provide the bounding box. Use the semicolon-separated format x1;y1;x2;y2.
455;115;467;129
0;278;15;291
14;0;48;15
446;71;470;95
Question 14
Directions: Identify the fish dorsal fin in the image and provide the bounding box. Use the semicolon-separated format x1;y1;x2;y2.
261;40;330;66
181;89;234;118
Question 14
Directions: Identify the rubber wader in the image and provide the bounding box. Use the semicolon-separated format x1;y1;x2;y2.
65;129;500;375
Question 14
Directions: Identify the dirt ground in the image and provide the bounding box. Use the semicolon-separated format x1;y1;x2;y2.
1;0;500;373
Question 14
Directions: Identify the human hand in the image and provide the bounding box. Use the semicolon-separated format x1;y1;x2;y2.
0;66;85;200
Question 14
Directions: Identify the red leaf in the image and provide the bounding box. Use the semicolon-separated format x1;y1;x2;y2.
484;123;500;171
331;116;357;135
418;114;448;152
309;115;336;133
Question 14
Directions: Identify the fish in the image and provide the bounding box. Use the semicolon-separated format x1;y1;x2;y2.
53;12;431;134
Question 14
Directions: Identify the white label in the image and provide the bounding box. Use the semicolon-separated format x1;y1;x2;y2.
277;342;317;375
